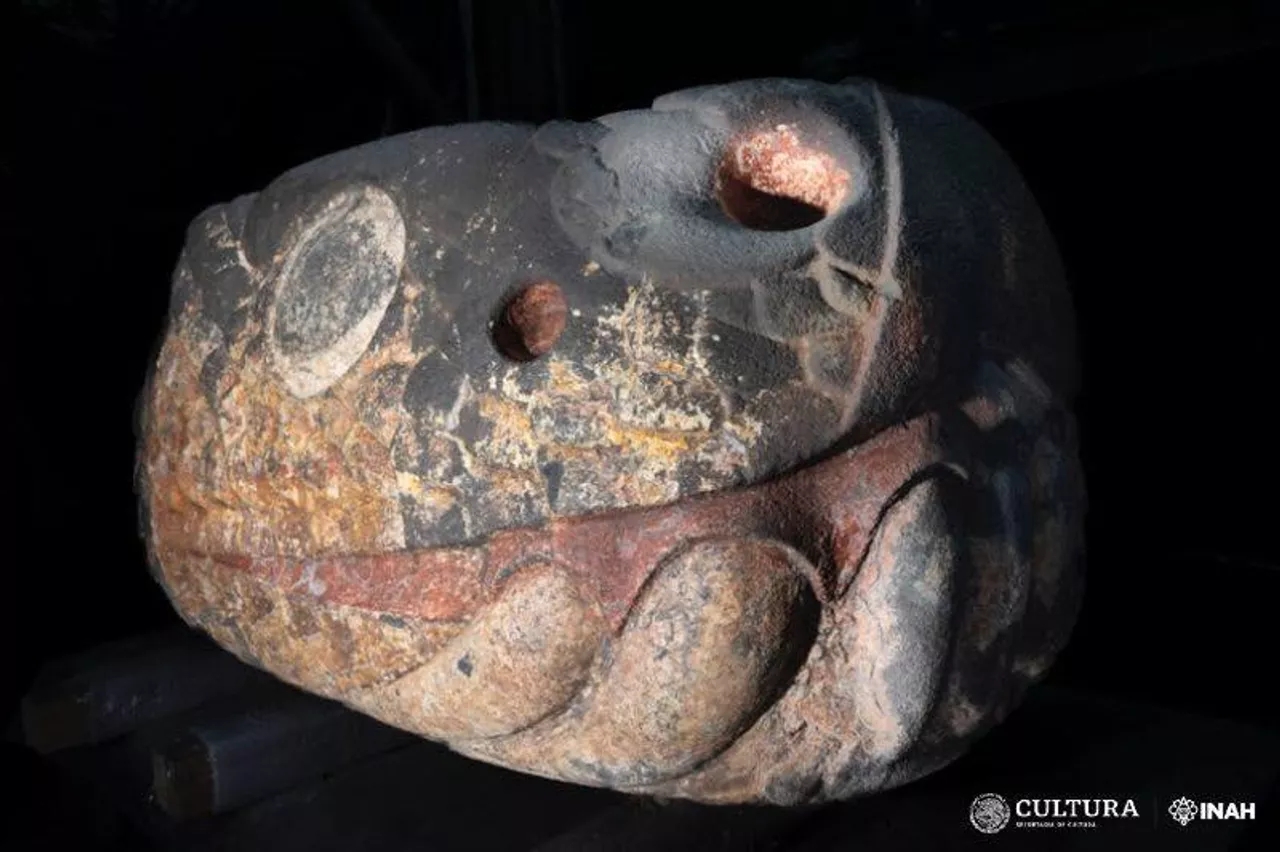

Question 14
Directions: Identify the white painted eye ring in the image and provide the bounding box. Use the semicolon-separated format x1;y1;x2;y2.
268;185;406;399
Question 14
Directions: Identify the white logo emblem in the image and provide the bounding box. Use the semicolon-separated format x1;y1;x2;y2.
970;793;1012;834
1169;797;1197;826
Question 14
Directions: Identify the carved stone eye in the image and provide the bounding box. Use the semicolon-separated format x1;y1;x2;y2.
270;185;406;398
715;125;851;231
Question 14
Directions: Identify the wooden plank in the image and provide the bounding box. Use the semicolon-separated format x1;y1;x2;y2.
21;628;270;754
172;741;619;852
150;687;414;819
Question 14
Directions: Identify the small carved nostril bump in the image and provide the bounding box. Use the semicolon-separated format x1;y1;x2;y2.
716;125;851;231
493;280;569;362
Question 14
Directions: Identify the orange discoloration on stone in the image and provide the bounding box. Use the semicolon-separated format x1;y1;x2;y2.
156;552;464;699
151;412;943;669
143;288;420;559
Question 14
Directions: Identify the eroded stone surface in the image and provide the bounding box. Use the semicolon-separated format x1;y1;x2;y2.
139;78;1085;805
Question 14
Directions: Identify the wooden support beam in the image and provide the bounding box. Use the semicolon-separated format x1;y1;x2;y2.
150;687;414;819
21;628;270;754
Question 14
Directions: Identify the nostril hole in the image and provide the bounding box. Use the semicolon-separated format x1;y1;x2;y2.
715;125;851;231
493;280;569;362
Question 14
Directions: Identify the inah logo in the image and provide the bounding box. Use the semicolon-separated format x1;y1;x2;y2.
1167;797;1256;826
1169;797;1197;826
970;793;1011;834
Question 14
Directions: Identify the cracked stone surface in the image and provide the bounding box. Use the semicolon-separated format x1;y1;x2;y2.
138;77;1085;804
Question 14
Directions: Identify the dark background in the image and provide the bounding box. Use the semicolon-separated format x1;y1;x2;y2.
5;0;1279;847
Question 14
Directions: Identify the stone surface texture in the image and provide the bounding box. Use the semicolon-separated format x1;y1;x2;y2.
138;78;1085;805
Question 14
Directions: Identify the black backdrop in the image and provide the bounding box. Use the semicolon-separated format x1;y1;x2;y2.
5;0;1279;842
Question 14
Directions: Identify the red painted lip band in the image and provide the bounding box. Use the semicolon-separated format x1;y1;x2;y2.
177;412;944;632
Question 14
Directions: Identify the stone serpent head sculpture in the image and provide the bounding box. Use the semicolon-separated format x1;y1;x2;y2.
138;78;1085;805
